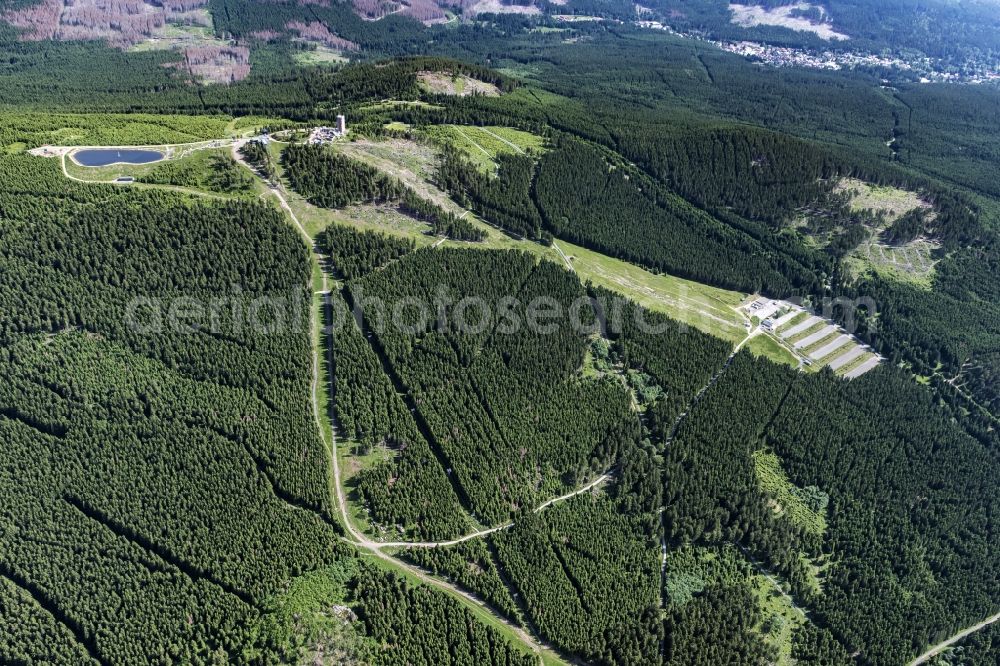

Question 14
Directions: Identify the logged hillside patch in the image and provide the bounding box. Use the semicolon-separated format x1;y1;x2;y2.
729;2;848;40
836;178;930;221
826;178;941;287
752;449;828;537
282;143;485;241
417;71;501;97
3;0;248;82
423;124;544;173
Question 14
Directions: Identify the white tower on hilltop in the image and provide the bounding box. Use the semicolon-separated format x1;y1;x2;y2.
336;114;347;135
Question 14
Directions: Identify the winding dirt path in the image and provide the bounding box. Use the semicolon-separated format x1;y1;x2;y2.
908;611;1000;665
232;142;574;665
44;135;565;662
552;240;574;272
375;474;611;550
54;135;993;666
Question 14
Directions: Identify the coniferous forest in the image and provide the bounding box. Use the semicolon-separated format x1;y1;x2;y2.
1;0;999;664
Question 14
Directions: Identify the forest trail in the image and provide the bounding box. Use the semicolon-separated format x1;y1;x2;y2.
373;473;612;549
658;332;753;661
454;126;494;160
234;146;573;666
552;240;574;272
735;543;808;619
908;610;1000;665
480;127;526;155
664;330;753;447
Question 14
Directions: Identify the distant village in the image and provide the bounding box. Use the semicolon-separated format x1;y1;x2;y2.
634;20;1000;85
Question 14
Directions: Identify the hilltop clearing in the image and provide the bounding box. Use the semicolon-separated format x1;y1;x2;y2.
417;71;502;96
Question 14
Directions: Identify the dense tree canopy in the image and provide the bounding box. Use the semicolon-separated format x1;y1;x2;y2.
0;8;999;663
0;155;344;663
